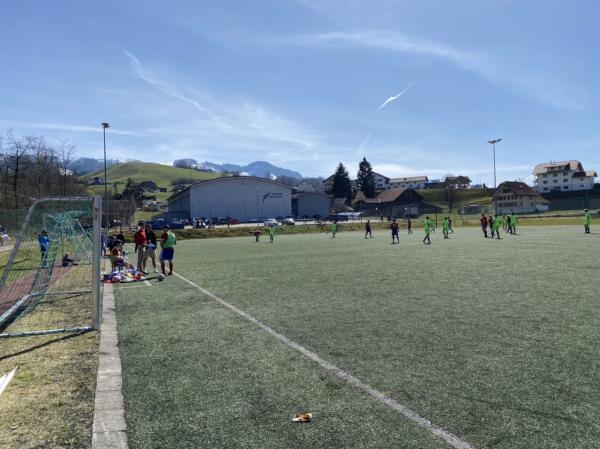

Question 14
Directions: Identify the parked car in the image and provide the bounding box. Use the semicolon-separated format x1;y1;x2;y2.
263;218;281;227
282;217;295;225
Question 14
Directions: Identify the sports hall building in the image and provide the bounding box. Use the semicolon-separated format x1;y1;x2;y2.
167;176;292;221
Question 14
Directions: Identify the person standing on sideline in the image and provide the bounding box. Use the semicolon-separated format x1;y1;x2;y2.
442;217;450;239
391;218;399;244
38;230;50;267
159;225;176;276
133;225;147;273
480;214;488;238
510;211;518;234
143;223;158;273
331;220;338;238
422;216;431;245
407;217;413;234
584;209;592;234
268;224;275;243
365;220;373;239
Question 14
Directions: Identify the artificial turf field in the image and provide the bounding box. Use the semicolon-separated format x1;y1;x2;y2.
115;225;600;449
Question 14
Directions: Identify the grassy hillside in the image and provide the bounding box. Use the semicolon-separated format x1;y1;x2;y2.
83;161;221;203
417;188;493;211
83;161;219;186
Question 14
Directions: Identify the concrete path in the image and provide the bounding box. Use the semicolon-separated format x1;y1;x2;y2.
92;283;129;449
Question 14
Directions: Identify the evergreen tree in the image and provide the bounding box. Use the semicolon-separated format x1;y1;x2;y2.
332;162;352;199
357;157;375;198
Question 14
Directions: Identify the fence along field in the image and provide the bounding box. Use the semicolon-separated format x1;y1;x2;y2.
0;196;101;338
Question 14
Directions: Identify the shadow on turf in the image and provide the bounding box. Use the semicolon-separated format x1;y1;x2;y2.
457;393;577;423
0;332;87;362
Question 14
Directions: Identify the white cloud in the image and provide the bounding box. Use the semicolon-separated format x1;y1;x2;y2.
0;120;139;136
292;30;585;110
118;47;321;165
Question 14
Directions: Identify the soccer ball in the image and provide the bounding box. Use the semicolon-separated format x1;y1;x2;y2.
158;273;165;282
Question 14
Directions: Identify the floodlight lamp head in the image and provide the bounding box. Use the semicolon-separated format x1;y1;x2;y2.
101;122;111;129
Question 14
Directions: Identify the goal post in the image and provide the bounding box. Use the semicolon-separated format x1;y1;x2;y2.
0;196;102;338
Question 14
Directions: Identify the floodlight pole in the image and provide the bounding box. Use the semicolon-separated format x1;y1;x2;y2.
102;123;110;234
487;138;502;215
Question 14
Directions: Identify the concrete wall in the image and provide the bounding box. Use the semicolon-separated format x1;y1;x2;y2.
185;177;291;221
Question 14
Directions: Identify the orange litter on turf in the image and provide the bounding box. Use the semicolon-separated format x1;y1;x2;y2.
292;412;312;423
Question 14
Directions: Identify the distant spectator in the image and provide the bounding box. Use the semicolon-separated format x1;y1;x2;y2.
38;230;50;266
62;253;78;267
0;232;9;247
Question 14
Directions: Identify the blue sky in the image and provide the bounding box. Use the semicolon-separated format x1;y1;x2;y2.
1;0;599;184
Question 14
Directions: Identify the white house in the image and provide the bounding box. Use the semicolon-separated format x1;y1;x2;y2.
494;181;550;214
373;172;390;193
533;160;597;193
388;176;428;190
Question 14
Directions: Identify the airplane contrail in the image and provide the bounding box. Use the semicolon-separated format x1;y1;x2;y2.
359;133;371;152
378;81;416;110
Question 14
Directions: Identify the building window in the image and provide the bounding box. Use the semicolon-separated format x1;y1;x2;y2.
581;184;585;188
564;186;569;190
543;181;548;184
543;188;548;191
553;173;558;177
563;179;568;183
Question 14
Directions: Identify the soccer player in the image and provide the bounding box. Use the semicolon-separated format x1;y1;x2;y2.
331;220;338;238
268;224;275;243
480;213;488;238
442;217;450;239
448;217;454;233
407;217;413;234
491;214;502;239
584;209;592;234
510;211;518;234
365;220;373;239
391;218;399;244
253;228;262;242
502;214;508;232
422;216;431;245
159;225;176;276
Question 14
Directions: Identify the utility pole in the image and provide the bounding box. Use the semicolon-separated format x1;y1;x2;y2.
487;138;502;214
101;123;111;232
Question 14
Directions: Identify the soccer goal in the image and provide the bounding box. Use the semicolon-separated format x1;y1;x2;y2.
0;196;102;338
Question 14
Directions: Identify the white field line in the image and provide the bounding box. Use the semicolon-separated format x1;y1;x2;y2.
0;367;18;397
116;284;151;290
143;280;151;287
173;272;477;449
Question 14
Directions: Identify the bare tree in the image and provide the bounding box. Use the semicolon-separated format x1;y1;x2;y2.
57;139;76;196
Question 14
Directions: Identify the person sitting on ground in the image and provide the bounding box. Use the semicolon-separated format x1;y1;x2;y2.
0;231;9;247
110;241;126;269
62;252;79;267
